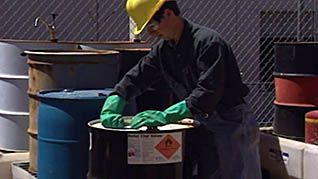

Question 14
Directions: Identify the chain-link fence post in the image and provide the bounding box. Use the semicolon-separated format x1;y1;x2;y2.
314;0;318;41
129;17;139;42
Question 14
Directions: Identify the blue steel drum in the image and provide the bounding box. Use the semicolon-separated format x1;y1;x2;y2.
37;88;135;179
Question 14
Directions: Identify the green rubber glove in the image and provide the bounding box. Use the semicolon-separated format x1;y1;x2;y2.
100;94;126;128
130;100;192;129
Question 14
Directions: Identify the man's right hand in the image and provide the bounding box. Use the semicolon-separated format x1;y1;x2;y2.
100;94;126;128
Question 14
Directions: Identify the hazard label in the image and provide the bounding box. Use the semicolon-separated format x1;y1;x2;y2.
155;134;180;159
127;132;182;164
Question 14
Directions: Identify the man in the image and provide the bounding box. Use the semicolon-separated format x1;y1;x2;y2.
100;0;262;178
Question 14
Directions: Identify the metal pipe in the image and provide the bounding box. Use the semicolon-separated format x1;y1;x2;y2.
297;0;304;41
34;17;57;41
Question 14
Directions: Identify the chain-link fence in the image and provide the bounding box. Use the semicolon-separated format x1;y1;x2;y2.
0;0;130;41
1;0;317;127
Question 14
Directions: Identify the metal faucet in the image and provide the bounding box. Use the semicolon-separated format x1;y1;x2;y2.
34;14;57;41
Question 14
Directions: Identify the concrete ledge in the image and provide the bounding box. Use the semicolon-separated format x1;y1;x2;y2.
303;145;318;179
0;152;29;179
260;131;318;179
11;161;36;179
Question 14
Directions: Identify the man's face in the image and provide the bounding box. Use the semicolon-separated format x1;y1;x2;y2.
146;9;173;40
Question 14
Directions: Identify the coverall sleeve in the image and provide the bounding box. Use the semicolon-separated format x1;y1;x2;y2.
113;48;163;101
186;42;226;116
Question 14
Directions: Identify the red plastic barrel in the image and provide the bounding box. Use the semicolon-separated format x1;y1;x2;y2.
305;110;318;145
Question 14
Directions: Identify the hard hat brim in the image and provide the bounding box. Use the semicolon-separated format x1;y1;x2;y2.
132;0;167;35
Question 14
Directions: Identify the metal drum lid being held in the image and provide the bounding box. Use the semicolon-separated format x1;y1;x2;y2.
87;118;199;179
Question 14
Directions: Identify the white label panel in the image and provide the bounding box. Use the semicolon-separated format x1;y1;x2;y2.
127;132;182;164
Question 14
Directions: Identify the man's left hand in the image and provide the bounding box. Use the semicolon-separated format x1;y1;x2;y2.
130;100;192;128
130;110;168;128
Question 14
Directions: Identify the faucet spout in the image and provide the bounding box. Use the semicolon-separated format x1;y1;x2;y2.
34;17;57;41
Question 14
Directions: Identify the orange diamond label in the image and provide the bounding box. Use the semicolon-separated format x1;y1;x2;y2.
155;134;180;159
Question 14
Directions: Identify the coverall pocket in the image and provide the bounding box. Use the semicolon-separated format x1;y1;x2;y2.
217;104;245;125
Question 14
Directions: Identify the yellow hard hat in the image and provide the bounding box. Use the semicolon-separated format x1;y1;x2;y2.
126;0;167;35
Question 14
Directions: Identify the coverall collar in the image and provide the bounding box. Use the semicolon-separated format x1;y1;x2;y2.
167;18;192;50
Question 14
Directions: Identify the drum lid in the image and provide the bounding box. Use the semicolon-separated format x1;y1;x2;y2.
37;88;113;100
88;117;198;132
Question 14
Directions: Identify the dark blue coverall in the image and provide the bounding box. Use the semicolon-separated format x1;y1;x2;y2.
112;19;262;179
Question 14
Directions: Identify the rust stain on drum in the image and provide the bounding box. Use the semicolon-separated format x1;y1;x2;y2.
27;58;56;173
28;59;55;94
25;49;120;173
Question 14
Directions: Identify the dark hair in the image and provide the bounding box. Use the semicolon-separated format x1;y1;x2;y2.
152;1;180;22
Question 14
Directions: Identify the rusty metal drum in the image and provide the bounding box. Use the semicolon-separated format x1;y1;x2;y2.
87;118;199;179
24;49;120;173
273;42;318;140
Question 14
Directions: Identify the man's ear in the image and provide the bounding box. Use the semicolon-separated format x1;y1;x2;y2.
163;9;173;18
